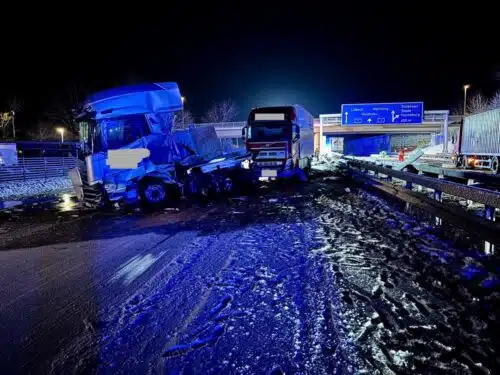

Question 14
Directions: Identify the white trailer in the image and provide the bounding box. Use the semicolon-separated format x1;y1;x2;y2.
457;108;500;173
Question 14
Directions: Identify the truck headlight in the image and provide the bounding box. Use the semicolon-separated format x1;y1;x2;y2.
241;159;251;169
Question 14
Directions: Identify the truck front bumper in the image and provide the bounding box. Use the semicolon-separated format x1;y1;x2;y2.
251;167;296;180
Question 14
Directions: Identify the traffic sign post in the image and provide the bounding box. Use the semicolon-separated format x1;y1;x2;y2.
341;102;424;126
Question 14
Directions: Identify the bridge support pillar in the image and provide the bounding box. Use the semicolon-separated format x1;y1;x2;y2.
443;111;449;154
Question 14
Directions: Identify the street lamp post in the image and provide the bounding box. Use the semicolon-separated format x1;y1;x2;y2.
181;96;186;128
463;84;471;116
57;128;65;143
11;111;16;140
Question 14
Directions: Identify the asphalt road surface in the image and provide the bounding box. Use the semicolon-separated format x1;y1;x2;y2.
0;176;498;374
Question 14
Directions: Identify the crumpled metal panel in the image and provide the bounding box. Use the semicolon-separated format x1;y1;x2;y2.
173;126;223;162
85;82;183;120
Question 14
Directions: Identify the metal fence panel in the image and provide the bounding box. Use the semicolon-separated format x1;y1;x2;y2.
462;108;500;155
0;157;77;182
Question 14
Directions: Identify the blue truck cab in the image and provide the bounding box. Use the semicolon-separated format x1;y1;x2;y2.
70;82;250;208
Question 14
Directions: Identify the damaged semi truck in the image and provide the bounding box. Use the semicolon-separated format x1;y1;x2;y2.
69;82;251;208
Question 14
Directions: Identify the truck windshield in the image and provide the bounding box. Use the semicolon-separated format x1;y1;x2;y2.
101;115;151;150
249;122;292;142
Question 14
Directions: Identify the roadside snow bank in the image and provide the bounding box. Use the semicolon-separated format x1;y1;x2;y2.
0;177;73;201
422;142;455;155
312;153;347;173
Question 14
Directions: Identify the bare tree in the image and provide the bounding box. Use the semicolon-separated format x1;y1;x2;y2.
452;92;490;116
488;90;500;110
44;83;85;132
0;113;10;139
202;99;238;123
451;105;465;117
28;124;55;141
8;97;22;139
173;110;195;130
466;93;489;115
8;97;22;113
0;97;23;139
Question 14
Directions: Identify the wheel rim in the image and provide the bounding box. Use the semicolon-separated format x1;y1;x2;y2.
144;184;166;203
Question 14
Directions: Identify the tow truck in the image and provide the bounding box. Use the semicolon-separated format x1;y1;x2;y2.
69;82;251;208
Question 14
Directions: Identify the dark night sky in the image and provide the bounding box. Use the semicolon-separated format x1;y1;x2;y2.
2;3;499;125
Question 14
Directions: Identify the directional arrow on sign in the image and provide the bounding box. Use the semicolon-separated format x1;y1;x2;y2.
367;118;372;123
391;110;400;122
344;112;348;122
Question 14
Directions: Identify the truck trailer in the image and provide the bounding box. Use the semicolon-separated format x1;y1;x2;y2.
456;108;500;174
69;82;251;208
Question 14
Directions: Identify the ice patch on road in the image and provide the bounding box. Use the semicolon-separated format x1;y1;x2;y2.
0;176;73;201
110;251;166;286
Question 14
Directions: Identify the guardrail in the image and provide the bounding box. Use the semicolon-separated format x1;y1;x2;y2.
0;157;77;183
347;159;500;244
348;159;500;208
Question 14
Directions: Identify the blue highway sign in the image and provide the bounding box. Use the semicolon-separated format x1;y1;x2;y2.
341;102;424;125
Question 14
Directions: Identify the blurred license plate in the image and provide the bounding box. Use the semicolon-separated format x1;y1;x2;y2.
261;169;277;177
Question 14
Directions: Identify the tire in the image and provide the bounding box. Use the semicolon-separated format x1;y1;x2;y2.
140;179;168;207
304;157;312;179
491;156;499;174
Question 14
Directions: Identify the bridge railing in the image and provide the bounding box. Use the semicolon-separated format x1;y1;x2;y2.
318;114;342;126
191;122;247;129
182;112;461;130
318;111;461;126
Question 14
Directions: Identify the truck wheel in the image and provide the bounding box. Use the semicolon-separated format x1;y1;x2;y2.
491;156;499;174
304;158;312;178
140;180;167;207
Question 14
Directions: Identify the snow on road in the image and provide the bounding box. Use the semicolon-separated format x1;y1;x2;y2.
313;192;499;374
0;177;498;374
42;187;358;375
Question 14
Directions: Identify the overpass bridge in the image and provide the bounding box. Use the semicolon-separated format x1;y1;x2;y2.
194;111;461;138
318;111;461;134
318;111;461;154
192;110;461;154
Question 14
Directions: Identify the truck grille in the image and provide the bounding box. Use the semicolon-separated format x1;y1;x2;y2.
256;161;283;167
